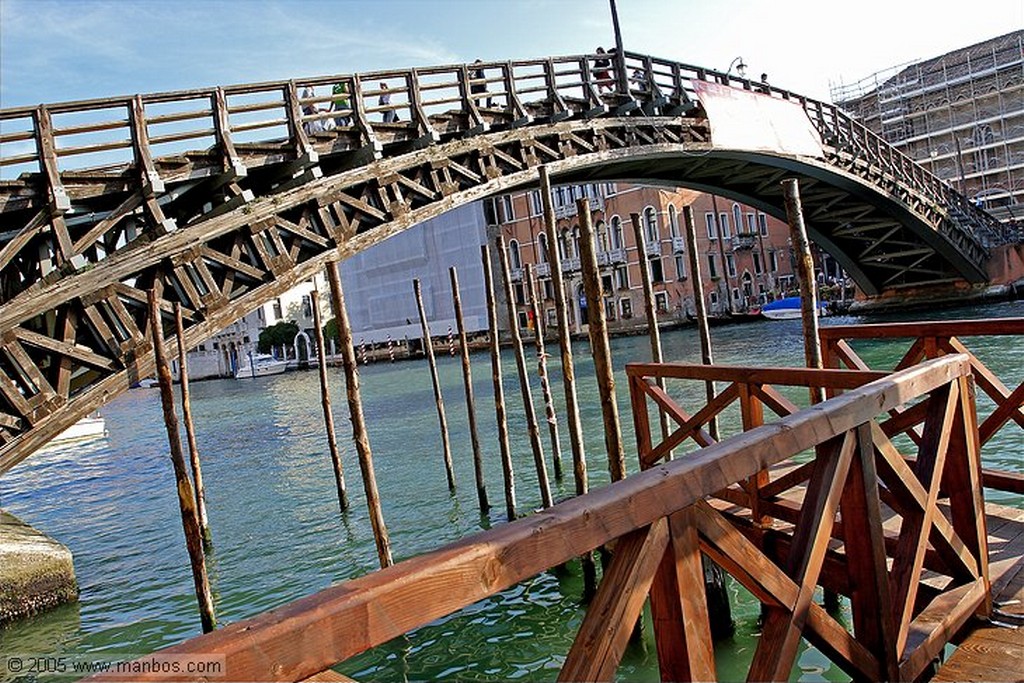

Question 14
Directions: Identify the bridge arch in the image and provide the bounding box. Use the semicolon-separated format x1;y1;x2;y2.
0;50;1011;468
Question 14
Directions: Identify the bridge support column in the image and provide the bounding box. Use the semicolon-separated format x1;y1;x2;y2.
0;510;77;623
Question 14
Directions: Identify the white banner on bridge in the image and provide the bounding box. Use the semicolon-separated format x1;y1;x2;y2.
692;81;824;158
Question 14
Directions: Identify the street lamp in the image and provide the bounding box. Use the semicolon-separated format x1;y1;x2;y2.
727;56;747;78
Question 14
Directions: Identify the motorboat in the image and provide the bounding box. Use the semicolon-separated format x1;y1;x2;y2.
761;296;829;320
235;353;288;379
52;415;107;444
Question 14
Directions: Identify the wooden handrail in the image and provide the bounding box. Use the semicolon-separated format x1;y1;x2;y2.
86;355;979;682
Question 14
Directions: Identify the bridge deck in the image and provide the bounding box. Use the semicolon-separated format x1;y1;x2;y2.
934;501;1024;682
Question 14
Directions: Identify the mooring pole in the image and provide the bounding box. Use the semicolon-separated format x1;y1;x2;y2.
172;303;212;547
781;178;825;404
413;278;456;491
148;292;216;633
482;245;517;521
683;205;720;440
310;288;349;513
540;166;594;598
630;213;670;447
325;262;393;568
497;236;553;509
577;198;625;482
449;266;490;514
525;264;563;480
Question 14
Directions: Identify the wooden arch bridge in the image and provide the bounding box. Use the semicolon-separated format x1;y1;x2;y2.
0;51;1013;468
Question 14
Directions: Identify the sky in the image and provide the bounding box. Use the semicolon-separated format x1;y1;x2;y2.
1;0;1022;109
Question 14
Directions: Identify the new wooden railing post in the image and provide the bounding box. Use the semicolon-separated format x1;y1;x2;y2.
630;212;670;449
683;205;719;440
325;262;392;568
148;291;216;633
525;264;562;480
173;303;211;547
497;235;552;508
577;197;625;482
413;278;456;491
310;288;349;514
449;266;489;514
482;245;517;521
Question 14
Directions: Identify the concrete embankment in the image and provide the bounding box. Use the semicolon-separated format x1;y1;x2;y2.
0;510;77;623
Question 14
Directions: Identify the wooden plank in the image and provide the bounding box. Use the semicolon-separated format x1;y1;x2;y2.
934;623;1024;683
901;577;989;681
559;519;669;682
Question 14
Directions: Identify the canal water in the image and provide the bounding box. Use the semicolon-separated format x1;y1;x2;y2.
1;300;1021;681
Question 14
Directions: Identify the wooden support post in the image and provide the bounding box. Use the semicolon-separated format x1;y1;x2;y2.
449;266;489;514
324;262;393;568
413;278;456;491
540;166;594;599
539;167;587;495
629;213;670;449
682;205;719;441
173;303;212;547
497;236;552;508
148;291;216;633
482;246;517;521
525;264;562;480
310;289;349;514
781;178;825;404
576;198;625;482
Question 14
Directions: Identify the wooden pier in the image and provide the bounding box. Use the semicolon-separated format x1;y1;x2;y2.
83;310;1024;682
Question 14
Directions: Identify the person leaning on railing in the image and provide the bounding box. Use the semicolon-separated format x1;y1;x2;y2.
331;82;351;127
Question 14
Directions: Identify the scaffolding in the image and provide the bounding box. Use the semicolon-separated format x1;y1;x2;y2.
833;30;1023;226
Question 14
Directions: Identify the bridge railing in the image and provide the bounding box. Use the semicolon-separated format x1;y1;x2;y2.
821;317;1024;494
86;355;984;682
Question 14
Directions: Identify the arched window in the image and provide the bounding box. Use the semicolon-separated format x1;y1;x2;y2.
595;221;608;252
668;205;679;238
610;216;623;250
537;233;549;263
644;206;659;244
572;226;580;259
558;229;570;260
508;239;522;270
732;204;743;235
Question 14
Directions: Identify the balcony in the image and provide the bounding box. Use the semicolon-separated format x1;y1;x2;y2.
645;240;661;257
509;267;523;282
553;195;604;220
731;233;758;250
606;247;626;264
561;257;581;272
534;262;551;277
596;251;611;267
672;236;686;253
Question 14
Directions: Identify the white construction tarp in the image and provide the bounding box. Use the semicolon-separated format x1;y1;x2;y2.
692;81;825;158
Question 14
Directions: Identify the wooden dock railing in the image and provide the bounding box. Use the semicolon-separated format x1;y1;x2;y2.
90;354;985;682
821;317;1024;494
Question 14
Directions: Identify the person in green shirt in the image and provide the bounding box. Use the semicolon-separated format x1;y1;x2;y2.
331;82;351;127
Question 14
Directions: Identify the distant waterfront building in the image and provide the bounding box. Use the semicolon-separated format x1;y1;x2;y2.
832;30;1023;224
489;182;804;335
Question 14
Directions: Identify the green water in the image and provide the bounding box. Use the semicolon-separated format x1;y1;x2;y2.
1;300;1020;681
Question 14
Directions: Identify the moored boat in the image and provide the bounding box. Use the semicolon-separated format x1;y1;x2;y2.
52;415;107;444
761;297;828;320
235;353;288;379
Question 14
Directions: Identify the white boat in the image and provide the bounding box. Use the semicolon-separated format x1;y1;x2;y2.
761;296;829;320
235;353;289;379
52;415;107;444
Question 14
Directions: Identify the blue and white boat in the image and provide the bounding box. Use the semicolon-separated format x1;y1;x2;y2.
761;297;828;320
235;353;288;379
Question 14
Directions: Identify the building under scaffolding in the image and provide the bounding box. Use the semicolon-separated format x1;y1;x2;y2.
832;30;1023;226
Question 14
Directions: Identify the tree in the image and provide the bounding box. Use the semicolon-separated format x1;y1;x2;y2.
322;318;340;347
258;321;299;354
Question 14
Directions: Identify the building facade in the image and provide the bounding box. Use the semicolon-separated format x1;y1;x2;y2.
832;30;1023;224
490;182;803;335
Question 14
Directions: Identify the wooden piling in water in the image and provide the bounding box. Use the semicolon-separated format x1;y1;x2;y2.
413;278;456;491
497;235;553;509
576;198;625;482
629;213;670;449
310;289;349;514
173;302;211;547
148;291;216;633
525;264;563;480
449;266;489;514
682;205;720;440
781;178;825;403
481;245;517;521
539;167;595;600
324;262;393;568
